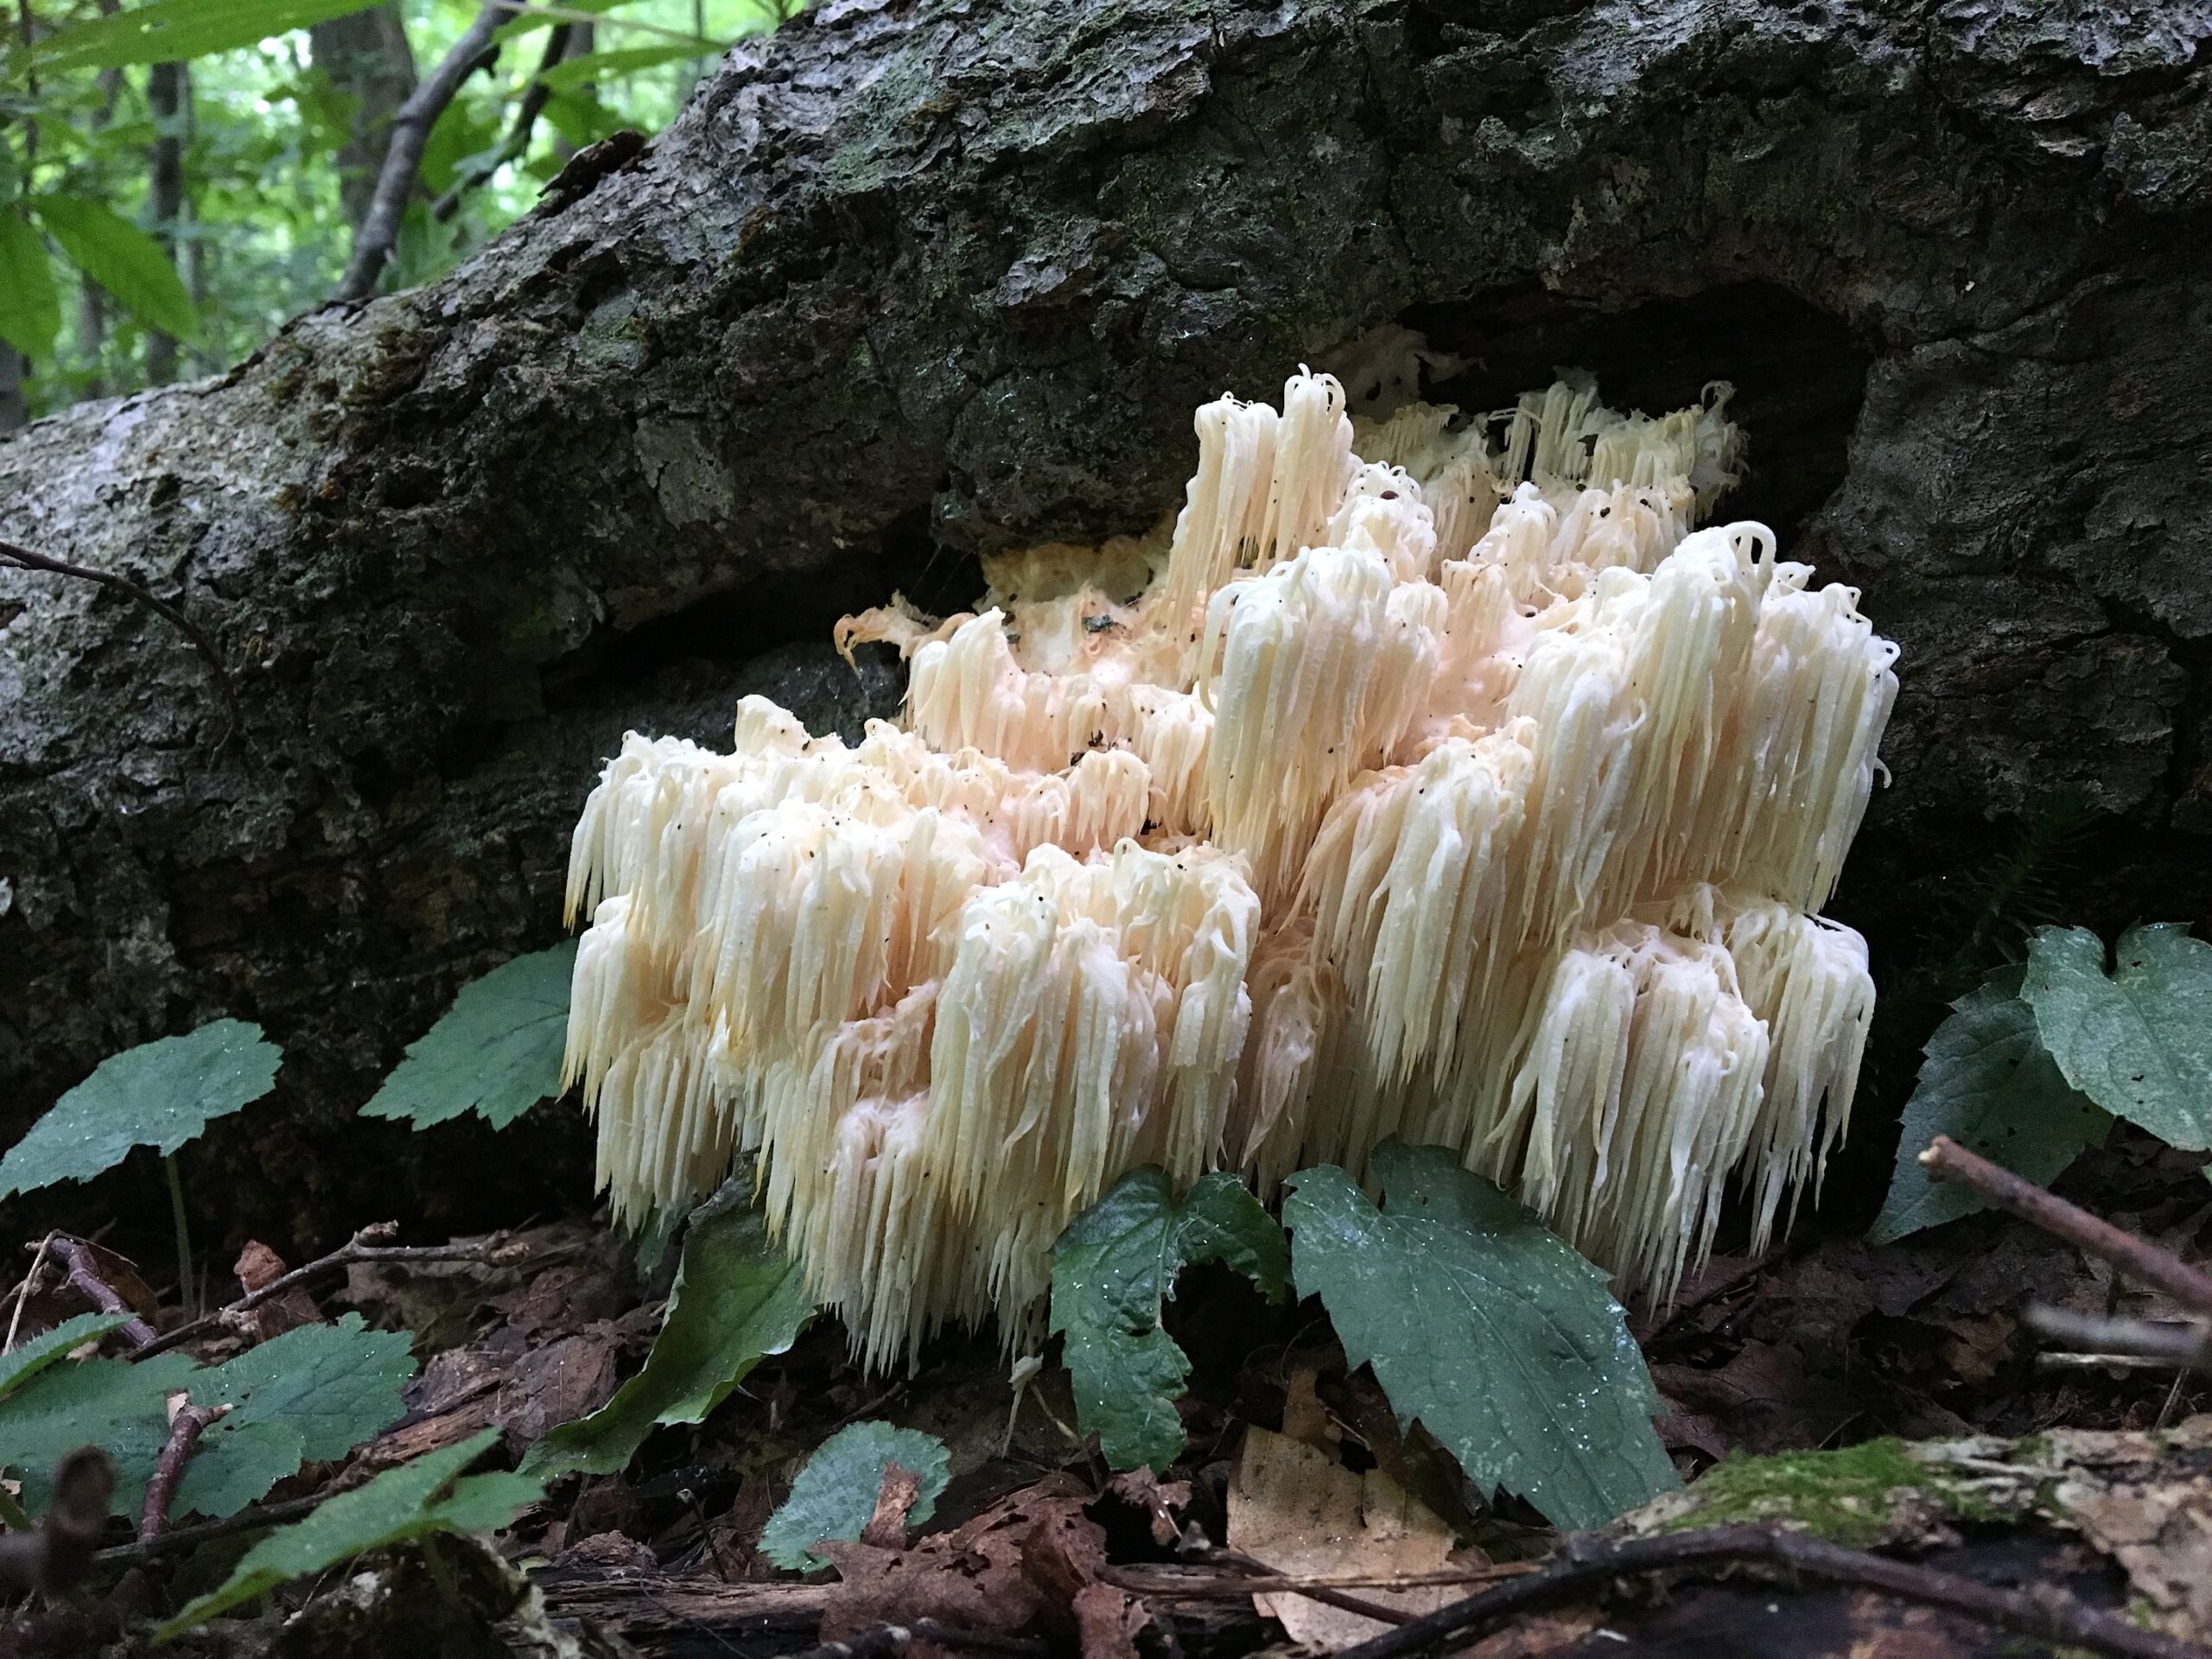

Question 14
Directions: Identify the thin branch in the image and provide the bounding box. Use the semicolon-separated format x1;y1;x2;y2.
1327;1524;2211;1659
131;1223;538;1360
335;0;522;302
430;20;570;222
1918;1135;2212;1314
1186;1546;1414;1626
140;1401;223;1540
1101;1561;1533;1599
92;1490;326;1566
4;1232;57;1355
0;537;240;739
48;1238;157;1350
2022;1304;2212;1373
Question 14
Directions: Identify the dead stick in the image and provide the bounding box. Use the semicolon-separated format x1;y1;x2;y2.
0;537;240;738
132;1224;535;1360
1329;1524;2210;1659
93;1491;327;1566
2023;1305;2212;1373
1919;1135;2212;1314
1191;1545;1414;1625
140;1402;222;1540
48;1240;157;1350
1101;1562;1534;1598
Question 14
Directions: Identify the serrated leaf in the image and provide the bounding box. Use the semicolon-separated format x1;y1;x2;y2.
175;1315;416;1519
0;1313;132;1402
1869;975;2111;1244
1050;1167;1288;1471
0;1351;200;1515
759;1421;950;1571
0;1020;282;1200
0;211;60;359
25;0;379;72
156;1428;540;1638
32;195;199;342
1283;1141;1678;1531
2024;924;2212;1153
524;1182;812;1478
361;941;577;1130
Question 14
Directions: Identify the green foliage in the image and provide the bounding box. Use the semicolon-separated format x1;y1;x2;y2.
32;194;201;340
759;1421;950;1571
0;208;61;357
0;1313;411;1519
1283;1141;1679;1531
0;1313;130;1397
524;1181;814;1478
536;42;701;92
0;1019;282;1199
1870;975;2111;1244
156;1427;541;1638
22;0;381;72
1049;1167;1288;1472
2024;924;2212;1154
175;1316;418;1518
361;940;578;1130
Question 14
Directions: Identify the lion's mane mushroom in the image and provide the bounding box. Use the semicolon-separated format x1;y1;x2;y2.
563;365;1896;1366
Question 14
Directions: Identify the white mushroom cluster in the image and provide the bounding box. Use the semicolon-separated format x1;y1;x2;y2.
563;369;1897;1368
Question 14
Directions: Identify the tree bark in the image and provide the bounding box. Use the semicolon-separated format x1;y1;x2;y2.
144;60;188;385
309;3;419;234
1;0;2209;1250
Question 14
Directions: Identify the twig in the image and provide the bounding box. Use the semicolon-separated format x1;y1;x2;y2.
0;537;240;738
1919;1136;2212;1314
48;1239;157;1350
1189;1545;1414;1626
133;1223;524;1360
2023;1305;2212;1374
1327;1524;2211;1659
139;1401;223;1540
4;1232;57;1355
335;0;524;301
1102;1561;1533;1599
92;1490;327;1566
430;20;569;222
793;1623;1050;1659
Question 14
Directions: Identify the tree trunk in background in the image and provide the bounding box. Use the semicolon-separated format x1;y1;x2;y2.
143;60;186;385
310;4;418;232
0;346;22;434
2;0;2209;1255
550;21;592;162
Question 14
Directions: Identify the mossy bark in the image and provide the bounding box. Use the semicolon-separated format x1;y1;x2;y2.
2;0;2209;1248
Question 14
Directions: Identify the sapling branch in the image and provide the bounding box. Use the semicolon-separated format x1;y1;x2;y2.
0;537;240;738
1327;1524;2212;1659
140;1402;223;1540
430;21;571;223
47;1238;157;1350
1917;1135;2212;1314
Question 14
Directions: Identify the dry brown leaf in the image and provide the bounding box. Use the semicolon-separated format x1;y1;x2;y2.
1280;1363;1337;1450
1229;1426;1468;1650
1106;1468;1192;1547
861;1462;923;1548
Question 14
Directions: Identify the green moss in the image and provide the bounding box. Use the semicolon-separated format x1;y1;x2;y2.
1656;1440;1955;1548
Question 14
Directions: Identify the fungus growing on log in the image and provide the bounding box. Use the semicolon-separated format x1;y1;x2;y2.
563;367;1896;1368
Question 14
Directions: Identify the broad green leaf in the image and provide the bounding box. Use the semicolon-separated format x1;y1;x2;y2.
2024;924;2212;1152
156;1428;539;1637
540;90;625;153
535;43;700;93
1283;1141;1679;1531
1050;1167;1288;1472
758;1421;950;1571
0;1313;131;1401
361;941;577;1130
33;196;199;342
0;1020;282;1199
0;212;60;359
24;0;381;72
0;1351;200;1515
1869;975;2110;1244
524;1182;813;1478
175;1316;417;1519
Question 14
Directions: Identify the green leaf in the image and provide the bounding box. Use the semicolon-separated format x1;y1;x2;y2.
0;1020;282;1200
2024;924;2212;1153
1049;1167;1288;1472
534;42;700;92
0;1351;200;1515
0;211;60;359
361;942;577;1130
524;1183;813;1478
175;1316;417;1519
1283;1141;1679;1531
156;1428;539;1638
1869;975;2111;1244
33;196;199;343
758;1421;950;1571
0;1313;132;1402
25;0;381;73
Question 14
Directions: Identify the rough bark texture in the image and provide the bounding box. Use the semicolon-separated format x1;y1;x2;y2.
3;0;2209;1250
